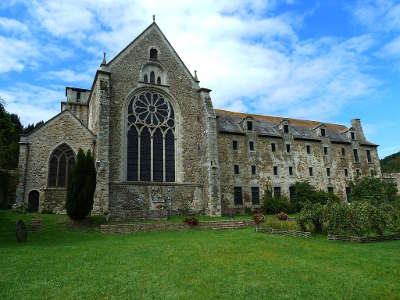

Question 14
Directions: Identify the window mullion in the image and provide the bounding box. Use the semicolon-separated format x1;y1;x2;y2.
163;134;166;182
138;134;141;181
150;132;153;182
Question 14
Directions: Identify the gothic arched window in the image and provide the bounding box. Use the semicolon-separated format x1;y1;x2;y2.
48;143;75;187
150;71;155;84
127;90;175;182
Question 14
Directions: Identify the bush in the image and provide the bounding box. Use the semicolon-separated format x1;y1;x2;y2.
290;181;340;212
264;188;294;214
183;216;198;226
276;212;288;221
263;217;299;231
296;202;324;233
66;149;96;221
350;177;398;205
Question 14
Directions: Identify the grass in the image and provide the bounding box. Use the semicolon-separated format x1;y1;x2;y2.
1;210;400;299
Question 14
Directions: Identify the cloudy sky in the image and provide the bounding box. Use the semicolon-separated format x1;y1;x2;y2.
0;0;399;158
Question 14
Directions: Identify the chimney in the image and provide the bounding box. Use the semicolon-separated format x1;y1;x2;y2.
351;118;366;141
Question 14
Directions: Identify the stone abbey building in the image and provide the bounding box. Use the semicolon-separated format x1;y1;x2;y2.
16;21;381;217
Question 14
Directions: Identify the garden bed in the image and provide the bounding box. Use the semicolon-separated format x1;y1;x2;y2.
327;233;400;243
100;220;254;233
256;227;311;238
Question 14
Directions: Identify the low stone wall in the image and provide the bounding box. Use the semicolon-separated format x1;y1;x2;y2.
256;227;311;238
100;220;254;233
327;233;400;243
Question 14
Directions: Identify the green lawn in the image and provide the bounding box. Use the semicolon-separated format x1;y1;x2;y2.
1;211;400;299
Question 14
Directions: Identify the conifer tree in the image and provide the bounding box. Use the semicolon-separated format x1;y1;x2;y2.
66;149;96;220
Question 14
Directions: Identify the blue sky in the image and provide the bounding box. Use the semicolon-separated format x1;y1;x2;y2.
0;0;399;158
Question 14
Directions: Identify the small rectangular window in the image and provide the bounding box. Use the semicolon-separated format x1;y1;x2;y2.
289;166;293;176
344;168;348;177
286;144;291;153
346;187;351;202
289;186;295;201
327;168;330;177
271;143;276;152
273;166;278;176
234;187;243;205
341;148;345;156
328;187;334;194
251;187;260;205
324;146;328;155
251;165;256;175
306;145;311;154
354;149;359;162
77;92;81;102
232;140;238;150
283;124;289;134
309;167;313;176
351;132;355;140
366;150;371;163
273;187;281;198
249;141;255;151
321;128;326;137
356;169;361;176
234;165;239;175
247;121;253;131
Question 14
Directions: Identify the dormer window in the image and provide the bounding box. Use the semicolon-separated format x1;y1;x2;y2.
247;120;253;131
283;124;289;134
150;48;158;60
77;92;81;102
321;128;326;137
351;132;355;140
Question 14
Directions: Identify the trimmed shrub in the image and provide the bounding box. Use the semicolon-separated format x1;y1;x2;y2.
296;202;324;233
66;149;96;221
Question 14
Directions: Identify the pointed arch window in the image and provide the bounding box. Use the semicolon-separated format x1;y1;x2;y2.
48;143;75;187
127;90;175;182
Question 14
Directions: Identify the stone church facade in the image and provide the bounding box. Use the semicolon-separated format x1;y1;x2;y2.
16;21;381;217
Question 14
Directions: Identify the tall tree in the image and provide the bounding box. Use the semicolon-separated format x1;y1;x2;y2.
66;149;96;220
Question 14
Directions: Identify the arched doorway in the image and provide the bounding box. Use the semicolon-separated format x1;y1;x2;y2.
28;190;39;212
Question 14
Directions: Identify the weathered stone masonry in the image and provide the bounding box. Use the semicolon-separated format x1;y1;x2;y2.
15;21;380;217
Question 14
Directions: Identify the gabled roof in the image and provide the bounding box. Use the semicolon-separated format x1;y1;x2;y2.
22;109;96;139
105;21;196;83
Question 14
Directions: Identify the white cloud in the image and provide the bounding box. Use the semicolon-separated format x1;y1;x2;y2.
0;84;62;125
378;36;400;57
0;17;28;33
45;69;93;84
1;0;379;122
0;36;38;73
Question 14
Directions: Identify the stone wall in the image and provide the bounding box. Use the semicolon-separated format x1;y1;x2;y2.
109;182;204;218
100;220;254;233
15;111;96;213
217;129;380;214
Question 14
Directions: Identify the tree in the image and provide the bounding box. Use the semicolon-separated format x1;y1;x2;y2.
66;149;96;220
350;176;398;206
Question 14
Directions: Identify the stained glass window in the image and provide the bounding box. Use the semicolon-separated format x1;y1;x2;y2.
127;90;175;182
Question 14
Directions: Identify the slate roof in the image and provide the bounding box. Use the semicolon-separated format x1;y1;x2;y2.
215;109;378;147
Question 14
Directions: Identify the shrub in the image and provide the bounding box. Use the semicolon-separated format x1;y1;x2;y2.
290;181;340;212
66;149;96;221
349;176;398;205
183;216;198;226
264;188;294;214
276;212;288;221
296;202;324;233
